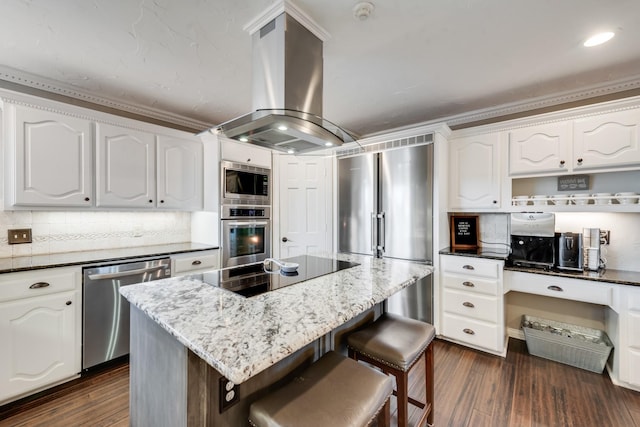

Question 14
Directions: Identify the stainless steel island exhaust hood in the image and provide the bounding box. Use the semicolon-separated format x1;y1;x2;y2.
211;13;356;154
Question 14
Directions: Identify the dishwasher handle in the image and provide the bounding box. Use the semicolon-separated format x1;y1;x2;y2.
88;265;169;280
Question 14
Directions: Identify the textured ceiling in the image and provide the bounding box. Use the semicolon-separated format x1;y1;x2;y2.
1;0;640;137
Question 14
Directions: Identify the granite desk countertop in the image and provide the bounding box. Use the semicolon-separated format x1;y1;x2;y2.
0;243;219;274
119;253;433;385
439;247;640;287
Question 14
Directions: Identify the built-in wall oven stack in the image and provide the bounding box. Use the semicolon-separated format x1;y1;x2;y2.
220;161;272;268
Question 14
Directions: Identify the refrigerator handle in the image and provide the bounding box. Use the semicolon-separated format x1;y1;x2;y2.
379;212;385;253
371;212;377;252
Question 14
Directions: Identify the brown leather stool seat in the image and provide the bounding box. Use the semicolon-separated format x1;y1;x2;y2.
347;313;436;427
249;351;394;427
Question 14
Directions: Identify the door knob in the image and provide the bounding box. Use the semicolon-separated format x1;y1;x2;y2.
282;237;288;242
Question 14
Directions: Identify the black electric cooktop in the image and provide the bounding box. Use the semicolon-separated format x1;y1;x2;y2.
203;255;360;297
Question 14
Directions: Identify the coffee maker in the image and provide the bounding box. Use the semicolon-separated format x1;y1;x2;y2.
509;213;555;269
583;228;601;271
555;232;584;271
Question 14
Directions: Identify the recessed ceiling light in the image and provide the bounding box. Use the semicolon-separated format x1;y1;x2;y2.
584;31;615;47
277;125;288;131
287;149;295;154
324;142;333;147
239;136;249;142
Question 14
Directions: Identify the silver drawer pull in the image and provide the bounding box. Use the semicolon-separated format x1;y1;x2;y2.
547;285;564;292
463;328;475;335
192;260;202;265
30;282;50;289
462;281;475;287
463;301;475;308
462;265;475;270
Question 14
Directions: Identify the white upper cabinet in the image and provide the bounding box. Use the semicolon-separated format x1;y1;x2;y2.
221;139;272;168
11;105;93;207
157;135;203;210
508;108;640;177
509;122;571;176
95;123;156;208
449;133;501;210
573;109;640;171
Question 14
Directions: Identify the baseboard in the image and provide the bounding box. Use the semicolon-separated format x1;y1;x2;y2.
507;327;525;341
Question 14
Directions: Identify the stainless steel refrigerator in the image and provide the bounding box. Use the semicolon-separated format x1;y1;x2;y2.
337;143;433;323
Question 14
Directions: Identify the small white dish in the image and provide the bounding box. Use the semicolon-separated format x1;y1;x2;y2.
550;195;568;205
570;193;591;205
592;193;612;205
513;195;529;206
532;195;547;206
615;192;639;204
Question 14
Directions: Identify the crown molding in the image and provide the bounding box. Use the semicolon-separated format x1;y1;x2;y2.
243;0;330;41
0;65;211;132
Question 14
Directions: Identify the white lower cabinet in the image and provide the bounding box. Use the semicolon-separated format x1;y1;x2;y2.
171;249;220;276
0;267;81;404
440;255;505;354
620;286;640;389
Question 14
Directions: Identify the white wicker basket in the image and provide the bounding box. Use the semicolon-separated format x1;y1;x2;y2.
521;315;613;373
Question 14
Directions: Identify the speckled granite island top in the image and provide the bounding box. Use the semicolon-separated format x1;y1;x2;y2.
119;253;433;384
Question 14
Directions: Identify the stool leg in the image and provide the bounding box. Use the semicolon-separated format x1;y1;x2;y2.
396;369;409;427
376;397;391;427
426;343;434;426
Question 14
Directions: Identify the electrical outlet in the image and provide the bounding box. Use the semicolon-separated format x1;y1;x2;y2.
600;230;610;245
8;228;32;244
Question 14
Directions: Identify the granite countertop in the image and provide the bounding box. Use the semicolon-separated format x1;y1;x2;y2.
119;253;433;385
0;243;219;274
439;247;640;286
439;247;510;260
503;265;640;287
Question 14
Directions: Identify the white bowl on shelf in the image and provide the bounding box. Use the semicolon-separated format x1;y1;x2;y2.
592;193;613;205
570;193;591;205
615;192;639;204
531;195;548;206
550;195;569;205
513;195;529;206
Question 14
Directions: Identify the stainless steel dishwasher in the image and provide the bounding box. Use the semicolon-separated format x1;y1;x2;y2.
82;257;171;370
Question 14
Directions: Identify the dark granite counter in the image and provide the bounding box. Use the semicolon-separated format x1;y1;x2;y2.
0;243;219;274
503;264;640;287
439;247;640;287
439;247;510;261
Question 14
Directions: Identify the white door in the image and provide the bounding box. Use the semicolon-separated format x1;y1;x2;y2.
276;155;332;258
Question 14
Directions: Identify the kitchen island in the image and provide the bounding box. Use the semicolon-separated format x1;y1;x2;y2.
120;253;433;426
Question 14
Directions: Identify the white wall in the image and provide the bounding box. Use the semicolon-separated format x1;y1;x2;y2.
0;211;192;258
554;212;640;272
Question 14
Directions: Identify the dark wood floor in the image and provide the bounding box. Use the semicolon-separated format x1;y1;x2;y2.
1;339;639;426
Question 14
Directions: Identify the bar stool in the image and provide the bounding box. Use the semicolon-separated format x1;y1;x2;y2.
347;313;435;427
249;351;393;427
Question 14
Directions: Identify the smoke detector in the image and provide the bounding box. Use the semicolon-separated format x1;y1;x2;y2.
353;2;374;21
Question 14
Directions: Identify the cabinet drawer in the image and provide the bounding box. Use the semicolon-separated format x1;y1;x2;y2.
506;271;613;305
173;251;219;274
0;267;78;302
443;289;499;323
628;348;640;387
442;313;501;351
442;274;499;296
441;256;502;279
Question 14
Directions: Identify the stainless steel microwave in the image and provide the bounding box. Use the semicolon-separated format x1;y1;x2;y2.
221;160;271;206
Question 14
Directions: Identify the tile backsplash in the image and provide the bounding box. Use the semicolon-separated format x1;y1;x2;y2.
0;211;192;258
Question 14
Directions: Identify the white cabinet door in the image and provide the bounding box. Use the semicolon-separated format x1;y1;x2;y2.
96;123;156;208
157;135;203;210
573;109;640;171
0;290;78;402
221;139;272;168
449;134;501;209
508;122;571;176
13;106;93;207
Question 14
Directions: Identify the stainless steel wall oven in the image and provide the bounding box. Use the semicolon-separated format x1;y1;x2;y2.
221;205;271;268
